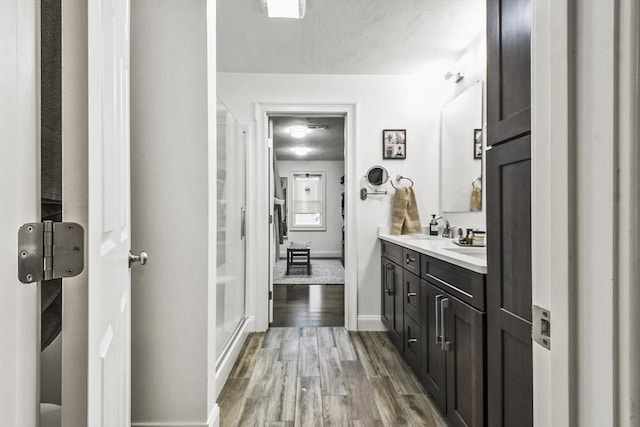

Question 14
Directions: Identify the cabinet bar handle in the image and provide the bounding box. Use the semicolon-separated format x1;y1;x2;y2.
435;294;443;344
406;255;416;264
408;338;418;344
407;292;417;297
440;298;449;351
385;264;394;295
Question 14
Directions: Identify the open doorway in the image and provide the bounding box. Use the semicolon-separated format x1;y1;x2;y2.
270;115;346;327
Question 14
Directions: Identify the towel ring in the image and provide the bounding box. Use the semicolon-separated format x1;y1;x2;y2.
472;177;482;188
390;175;414;189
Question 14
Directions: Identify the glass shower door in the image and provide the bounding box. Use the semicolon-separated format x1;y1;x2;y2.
216;98;246;365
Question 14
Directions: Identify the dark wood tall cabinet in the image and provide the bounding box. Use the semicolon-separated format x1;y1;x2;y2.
486;0;533;425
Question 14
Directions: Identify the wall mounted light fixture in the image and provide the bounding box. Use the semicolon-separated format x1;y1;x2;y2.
444;68;465;83
261;0;306;19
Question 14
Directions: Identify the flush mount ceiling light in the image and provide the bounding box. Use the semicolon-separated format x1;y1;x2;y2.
261;0;306;19
289;126;308;138
292;147;311;156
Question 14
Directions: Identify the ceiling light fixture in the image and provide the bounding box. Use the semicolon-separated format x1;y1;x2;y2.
289;126;308;138
261;0;306;19
292;147;310;156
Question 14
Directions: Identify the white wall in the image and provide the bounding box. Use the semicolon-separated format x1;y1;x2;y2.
277;160;344;258
218;72;451;322
131;1;218;425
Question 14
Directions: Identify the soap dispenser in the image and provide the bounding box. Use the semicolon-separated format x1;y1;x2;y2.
429;214;439;236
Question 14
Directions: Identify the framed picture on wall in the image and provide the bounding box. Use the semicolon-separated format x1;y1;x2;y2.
382;129;406;159
474;128;482;159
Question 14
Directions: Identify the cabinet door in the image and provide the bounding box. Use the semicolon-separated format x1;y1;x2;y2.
381;257;403;351
444;298;485;427
487;0;531;145
403;270;421;322
486;136;533;426
421;280;447;413
381;258;394;332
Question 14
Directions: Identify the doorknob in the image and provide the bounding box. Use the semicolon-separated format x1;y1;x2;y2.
128;251;148;267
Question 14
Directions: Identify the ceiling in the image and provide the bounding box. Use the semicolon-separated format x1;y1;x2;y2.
219;1;484;161
217;0;485;75
272;116;345;161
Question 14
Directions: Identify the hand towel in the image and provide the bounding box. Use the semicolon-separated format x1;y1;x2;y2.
391;187;422;235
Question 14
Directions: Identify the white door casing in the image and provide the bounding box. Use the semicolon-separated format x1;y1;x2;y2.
268;119;275;324
254;103;358;331
87;0;132;425
532;1;640;425
0;1;40;425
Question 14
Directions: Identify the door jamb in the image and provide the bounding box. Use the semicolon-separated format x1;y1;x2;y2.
254;103;358;331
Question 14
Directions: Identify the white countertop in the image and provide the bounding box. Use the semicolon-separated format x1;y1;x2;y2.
378;231;488;274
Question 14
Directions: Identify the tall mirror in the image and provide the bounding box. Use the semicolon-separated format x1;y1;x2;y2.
441;80;483;212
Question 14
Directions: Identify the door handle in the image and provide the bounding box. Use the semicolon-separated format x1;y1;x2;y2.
240;207;246;240
435;294;443;344
129;251;148;268
440;298;449;351
386;264;395;295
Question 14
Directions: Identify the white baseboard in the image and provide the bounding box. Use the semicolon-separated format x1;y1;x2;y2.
214;319;250;400
279;250;342;259
131;405;218;427
357;316;385;331
208;405;220;427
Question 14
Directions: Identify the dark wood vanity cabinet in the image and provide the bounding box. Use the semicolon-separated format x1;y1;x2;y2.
421;256;486;427
487;0;531;145
486;136;533;427
381;253;404;351
381;240;487;426
486;0;533;424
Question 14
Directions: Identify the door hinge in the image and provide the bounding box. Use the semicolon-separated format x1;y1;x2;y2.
269;290;273;300
532;305;551;350
269;214;273;224
18;220;84;284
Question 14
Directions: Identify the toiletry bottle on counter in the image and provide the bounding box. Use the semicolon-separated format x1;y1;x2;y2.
429;215;438;236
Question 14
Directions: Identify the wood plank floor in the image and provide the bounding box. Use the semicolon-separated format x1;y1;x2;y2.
218;327;447;426
272;285;344;327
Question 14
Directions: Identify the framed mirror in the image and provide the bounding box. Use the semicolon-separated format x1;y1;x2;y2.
365;165;389;186
441;80;483;212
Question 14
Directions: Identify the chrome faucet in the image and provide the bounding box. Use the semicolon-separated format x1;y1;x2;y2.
435;216;452;238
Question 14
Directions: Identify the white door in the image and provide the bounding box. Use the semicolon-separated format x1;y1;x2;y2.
0;1;40;425
87;0;133;425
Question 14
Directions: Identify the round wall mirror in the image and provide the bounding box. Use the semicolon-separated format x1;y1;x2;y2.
365;165;389;186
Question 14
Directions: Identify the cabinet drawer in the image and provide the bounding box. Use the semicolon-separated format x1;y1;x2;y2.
404;314;422;373
421;255;486;311
403;271;421;322
402;248;420;276
381;241;403;265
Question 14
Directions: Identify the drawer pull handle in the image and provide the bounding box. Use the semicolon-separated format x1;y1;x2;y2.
407;292;417;297
435;294;443;344
408;338;418;344
406;255;416;264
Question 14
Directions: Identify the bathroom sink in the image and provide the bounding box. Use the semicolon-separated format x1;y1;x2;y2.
443;246;486;260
